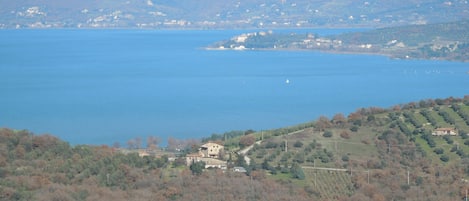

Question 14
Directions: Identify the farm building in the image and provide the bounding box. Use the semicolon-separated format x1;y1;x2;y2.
185;142;226;169
432;127;457;136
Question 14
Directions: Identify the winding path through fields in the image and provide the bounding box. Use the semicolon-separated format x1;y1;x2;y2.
237;140;262;165
301;166;348;172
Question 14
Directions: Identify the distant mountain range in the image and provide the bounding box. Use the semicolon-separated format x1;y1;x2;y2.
0;0;468;29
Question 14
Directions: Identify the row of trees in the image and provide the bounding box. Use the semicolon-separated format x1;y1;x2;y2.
452;104;469;126
123;136;160;150
420;109;438;127
119;136;202;154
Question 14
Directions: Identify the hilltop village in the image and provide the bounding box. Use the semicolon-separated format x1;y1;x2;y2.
121;141;248;173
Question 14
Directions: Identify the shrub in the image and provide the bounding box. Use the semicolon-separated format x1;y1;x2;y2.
320;157;330;163
323;130;333;138
440;155;450;162
293;140;303;148
462;134;468;140
293;152;305;163
401;184;410;191
416;176;424;186
308;142;317;149
290;163;305;180
190;161;206;175
460;131;468;139
265;141;278;149
341;155;349;162
450;146;458;152
280;166;289;174
434;148;444;155
306;155;315;163
456;149;466;157
443;135;453;144
340;131;350;139
304;145;313;153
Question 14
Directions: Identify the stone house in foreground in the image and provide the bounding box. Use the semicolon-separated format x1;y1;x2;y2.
199;142;224;158
186;142;226;169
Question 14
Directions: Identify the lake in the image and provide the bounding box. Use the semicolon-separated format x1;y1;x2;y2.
0;29;468;146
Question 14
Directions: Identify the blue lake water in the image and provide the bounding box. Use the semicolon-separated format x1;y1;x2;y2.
1;29;468;145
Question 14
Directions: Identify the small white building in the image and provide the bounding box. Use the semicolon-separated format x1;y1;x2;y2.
185;153;227;169
232;167;247;173
432;128;457;136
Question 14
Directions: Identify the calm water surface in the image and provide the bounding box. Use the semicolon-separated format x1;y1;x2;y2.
1;29;468;145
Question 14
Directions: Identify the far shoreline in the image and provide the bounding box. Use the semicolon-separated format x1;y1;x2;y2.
205;46;468;63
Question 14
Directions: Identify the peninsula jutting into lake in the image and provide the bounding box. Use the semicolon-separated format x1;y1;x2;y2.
209;20;469;62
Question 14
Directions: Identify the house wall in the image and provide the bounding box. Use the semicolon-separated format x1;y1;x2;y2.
200;142;224;158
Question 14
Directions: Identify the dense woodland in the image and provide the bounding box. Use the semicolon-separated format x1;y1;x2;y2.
2;96;469;200
0;129;312;201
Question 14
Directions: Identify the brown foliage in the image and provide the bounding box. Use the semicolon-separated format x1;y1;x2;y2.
162;186;182;199
32;134;60;151
348;112;363;122
332;113;347;127
147;136;159;150
15;146;26;158
126;137;142;149
315;115;332;131
239;135;256;147
0;128;16;140
340;130;351;139
250;170;266;180
372;193;386;201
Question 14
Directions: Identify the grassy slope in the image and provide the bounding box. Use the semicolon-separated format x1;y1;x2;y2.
242;99;469;199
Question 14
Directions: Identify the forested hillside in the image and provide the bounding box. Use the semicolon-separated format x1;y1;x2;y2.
1;95;469;200
0;129;310;201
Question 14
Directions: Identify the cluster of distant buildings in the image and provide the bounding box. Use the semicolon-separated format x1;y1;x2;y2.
128;141;247;172
124;127;461;174
186;142;228;169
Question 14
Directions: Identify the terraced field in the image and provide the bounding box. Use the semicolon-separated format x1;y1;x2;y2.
243;98;469;199
401;104;469;164
303;168;352;200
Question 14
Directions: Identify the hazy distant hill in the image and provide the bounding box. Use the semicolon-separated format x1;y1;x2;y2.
332;20;469;61
0;0;468;29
